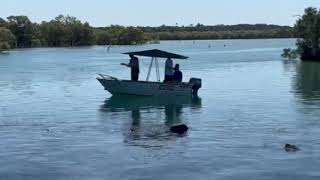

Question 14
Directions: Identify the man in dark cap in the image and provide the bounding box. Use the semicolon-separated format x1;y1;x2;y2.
173;64;183;83
121;54;140;81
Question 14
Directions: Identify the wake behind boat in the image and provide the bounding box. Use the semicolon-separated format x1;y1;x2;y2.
97;49;202;96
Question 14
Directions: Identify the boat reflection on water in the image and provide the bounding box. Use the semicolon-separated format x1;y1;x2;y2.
102;95;201;113
100;95;202;148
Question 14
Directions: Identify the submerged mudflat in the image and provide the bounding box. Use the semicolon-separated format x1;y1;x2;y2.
1;39;320;180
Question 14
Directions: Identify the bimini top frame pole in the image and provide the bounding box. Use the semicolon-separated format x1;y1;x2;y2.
146;57;154;81
155;58;160;82
146;57;160;82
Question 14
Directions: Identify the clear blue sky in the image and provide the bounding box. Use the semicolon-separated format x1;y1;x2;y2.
2;0;319;27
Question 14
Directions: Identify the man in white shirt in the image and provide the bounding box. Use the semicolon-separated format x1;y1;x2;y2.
164;58;173;82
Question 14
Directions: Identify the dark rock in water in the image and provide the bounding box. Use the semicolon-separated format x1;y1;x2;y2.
170;124;189;134
284;144;300;152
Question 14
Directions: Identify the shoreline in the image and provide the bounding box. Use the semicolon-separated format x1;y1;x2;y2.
2;38;297;51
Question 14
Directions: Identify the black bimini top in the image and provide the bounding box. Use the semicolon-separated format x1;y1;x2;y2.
123;49;188;59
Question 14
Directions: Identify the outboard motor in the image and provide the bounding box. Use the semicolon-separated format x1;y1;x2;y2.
189;78;202;96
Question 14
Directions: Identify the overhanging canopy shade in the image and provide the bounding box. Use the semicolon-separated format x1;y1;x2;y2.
123;49;188;59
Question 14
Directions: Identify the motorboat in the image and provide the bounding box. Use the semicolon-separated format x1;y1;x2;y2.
97;49;202;96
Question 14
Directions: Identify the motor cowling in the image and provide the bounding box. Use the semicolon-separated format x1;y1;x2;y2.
189;78;202;96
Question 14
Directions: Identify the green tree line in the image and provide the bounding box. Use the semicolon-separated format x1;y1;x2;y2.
147;29;292;40
1;15;294;50
142;23;293;40
294;7;320;60
0;15;149;50
281;7;320;61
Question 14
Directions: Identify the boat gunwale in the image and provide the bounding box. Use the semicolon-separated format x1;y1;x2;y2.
97;77;192;86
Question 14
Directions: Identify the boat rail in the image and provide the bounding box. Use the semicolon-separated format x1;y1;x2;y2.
98;74;119;81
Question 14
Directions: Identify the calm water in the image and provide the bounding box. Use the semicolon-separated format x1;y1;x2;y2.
1;39;320;180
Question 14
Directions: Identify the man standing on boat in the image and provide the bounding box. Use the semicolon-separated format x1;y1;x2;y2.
121;54;140;81
164;58;174;82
